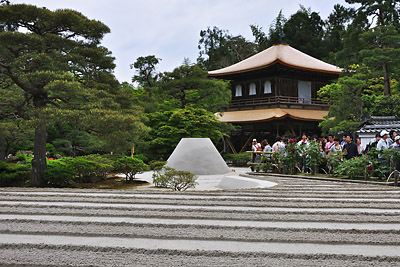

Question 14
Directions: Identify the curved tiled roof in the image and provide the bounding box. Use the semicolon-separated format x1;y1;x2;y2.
208;44;342;76
357;116;400;133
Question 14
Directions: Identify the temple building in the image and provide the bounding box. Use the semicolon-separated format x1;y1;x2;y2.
209;43;341;153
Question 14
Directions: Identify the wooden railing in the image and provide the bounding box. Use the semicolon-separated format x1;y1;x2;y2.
230;96;328;108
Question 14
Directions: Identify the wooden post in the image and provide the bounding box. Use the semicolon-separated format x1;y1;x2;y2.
131;145;135;159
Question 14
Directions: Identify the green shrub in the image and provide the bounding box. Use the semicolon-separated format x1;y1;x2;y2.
285;139;302;174
60;156;112;183
223;153;251;166
326;151;344;176
149;160;167;174
334;155;374;179
134;154;148;163
62;157;98;183
153;167;197;191
0;171;30;187
15;152;33;164
305;140;324;174
44;160;76;187
271;152;285;173
80;154;114;180
0;162;30;187
0;161;9;172
114;156;149;181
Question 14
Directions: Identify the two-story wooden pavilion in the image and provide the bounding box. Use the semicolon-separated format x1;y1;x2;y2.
209;43;341;153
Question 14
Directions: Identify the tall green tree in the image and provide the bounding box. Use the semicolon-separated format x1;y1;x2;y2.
324;4;355;55
283;6;327;59
155;63;231;113
139;107;230;161
359;25;400;95
318;73;367;135
268;10;287;46
130;55;161;99
0;4;144;186
346;0;400;28
197;26;255;70
251;10;287;51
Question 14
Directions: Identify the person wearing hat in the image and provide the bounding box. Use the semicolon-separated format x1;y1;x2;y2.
391;135;400;149
251;139;262;163
377;130;390;162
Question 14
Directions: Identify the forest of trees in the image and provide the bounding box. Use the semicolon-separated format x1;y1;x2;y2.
1;1;400;186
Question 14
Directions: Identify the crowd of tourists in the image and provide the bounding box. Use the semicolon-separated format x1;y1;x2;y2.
251;130;400;173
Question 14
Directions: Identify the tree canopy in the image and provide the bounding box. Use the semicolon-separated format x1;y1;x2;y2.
0;4;145;185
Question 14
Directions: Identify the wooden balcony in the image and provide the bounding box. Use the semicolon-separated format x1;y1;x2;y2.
228;96;329;111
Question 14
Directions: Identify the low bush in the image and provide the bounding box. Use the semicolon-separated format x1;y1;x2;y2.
153;167;197;191
80;154;114;180
44;160;76;187
60;155;114;183
0;161;30;187
223;153;251;166
114;156;149;181
0;161;8;172
0;171;30;187
133;154;148;163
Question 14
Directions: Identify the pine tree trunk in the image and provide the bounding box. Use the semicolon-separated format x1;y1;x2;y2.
0;135;5;161
383;62;391;96
30;118;47;187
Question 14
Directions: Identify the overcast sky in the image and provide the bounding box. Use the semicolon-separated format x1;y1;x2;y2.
14;0;351;83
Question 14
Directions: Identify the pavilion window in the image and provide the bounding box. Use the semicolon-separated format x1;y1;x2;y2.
235;84;242;97
298;81;311;104
263;80;272;94
249;83;256;95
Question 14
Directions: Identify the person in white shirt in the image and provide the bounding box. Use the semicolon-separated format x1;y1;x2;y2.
377;130;389;161
251;139;262;163
297;133;309;173
297;133;309;147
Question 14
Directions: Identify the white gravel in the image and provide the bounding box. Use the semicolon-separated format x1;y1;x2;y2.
1;174;400;266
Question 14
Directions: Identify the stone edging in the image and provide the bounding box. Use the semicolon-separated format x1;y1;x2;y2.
242;172;396;186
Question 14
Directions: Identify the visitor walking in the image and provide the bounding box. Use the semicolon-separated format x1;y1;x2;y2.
325;134;335;155
262;139;272;159
251;139;262;163
298;133;309;173
387;130;397;147
356;138;364;155
340;135;346;149
272;137;282;152
330;137;342;154
342;135;358;160
365;133;381;153
377;130;390;164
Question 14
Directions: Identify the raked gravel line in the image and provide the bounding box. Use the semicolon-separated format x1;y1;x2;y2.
1;175;400;266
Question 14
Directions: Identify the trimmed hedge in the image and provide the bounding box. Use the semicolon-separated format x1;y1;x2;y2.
44;160;75;187
0;161;30;187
